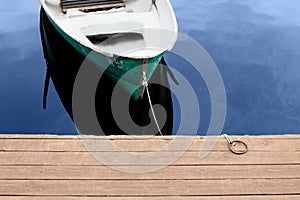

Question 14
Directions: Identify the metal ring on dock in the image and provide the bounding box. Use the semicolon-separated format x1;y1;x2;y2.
228;140;248;155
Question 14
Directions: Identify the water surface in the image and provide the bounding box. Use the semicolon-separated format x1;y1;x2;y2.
0;0;300;135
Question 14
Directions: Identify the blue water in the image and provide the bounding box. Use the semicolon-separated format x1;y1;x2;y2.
1;0;300;135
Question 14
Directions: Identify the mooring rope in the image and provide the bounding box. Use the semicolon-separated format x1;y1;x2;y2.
142;71;163;136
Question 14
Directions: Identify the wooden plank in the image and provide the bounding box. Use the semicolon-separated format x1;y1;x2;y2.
0;179;299;196
1;196;300;200
0;165;299;180
0;134;299;139
0;151;299;166
0;136;299;152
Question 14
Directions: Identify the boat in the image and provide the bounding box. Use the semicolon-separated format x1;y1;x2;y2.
40;8;174;135
39;0;178;100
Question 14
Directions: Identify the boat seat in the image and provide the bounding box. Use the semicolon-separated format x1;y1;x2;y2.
61;0;125;13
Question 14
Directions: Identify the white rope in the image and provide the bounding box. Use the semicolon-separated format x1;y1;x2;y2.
223;134;233;144
142;71;163;136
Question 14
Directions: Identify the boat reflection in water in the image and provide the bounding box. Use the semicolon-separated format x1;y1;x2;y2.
39;8;173;135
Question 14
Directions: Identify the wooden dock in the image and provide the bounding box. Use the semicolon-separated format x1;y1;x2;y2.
0;134;299;199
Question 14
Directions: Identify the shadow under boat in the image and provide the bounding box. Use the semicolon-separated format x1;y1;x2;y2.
39;8;173;136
